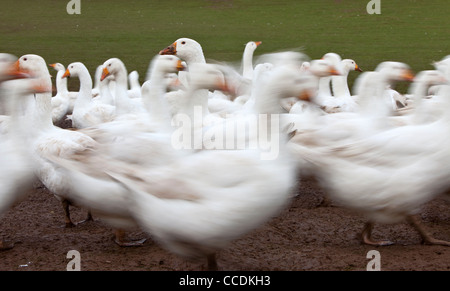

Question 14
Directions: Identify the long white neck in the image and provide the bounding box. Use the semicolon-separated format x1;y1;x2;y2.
181;88;209;119
129;72;140;90
55;70;69;95
32;75;54;131
113;68;133;115
318;76;332;96
98;77;115;106
358;72;392;118
331;73;350;97
74;67;93;108
242;47;255;79
142;69;172;130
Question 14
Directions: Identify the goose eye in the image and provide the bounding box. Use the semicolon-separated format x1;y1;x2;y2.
23;58;27;61
181;41;186;45
71;66;74;68
108;64;112;67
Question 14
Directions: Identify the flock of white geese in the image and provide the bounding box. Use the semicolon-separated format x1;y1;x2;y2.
1;38;450;270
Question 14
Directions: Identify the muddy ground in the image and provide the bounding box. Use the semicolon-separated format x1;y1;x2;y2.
0;172;449;271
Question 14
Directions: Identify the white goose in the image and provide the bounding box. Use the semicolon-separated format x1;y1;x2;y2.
105;65;315;270
49;63;78;124
290;62;450;246
127;70;142;99
16;55;97;228
242;40;262;80
159;37;206;89
158;37;245;117
329;58;363;112
0;53;29;133
288;61;416;175
313;52;344;113
393;70;448;125
100;58;147;119
0;55;37;250
41;55;188;246
63;62;116;129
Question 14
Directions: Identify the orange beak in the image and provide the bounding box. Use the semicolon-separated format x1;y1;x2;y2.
33;82;52;93
176;60;186;71
62;68;71;79
100;67;110;81
355;64;363;72
298;89;315;102
254;41;262;47
49;63;56;68
6;60;29;79
402;70;415;82
159;42;177;55
329;66;341;76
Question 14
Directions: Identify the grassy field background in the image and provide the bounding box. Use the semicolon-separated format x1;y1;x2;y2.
0;0;449;92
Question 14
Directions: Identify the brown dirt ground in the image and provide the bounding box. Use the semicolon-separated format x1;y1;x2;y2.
0;172;449;271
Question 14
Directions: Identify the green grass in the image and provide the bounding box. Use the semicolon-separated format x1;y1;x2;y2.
0;0;448;92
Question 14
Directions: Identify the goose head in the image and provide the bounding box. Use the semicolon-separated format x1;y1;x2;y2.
244;41;262;53
341;59;363;73
413;70;447;86
159;38;206;64
16;54;52;90
100;58;128;82
309;59;342;77
375;61;415;82
0;53;28;82
150;54;186;76
299;61;311;73
49;62;65;72
62;62;90;79
186;63;230;92
322;52;344;75
432;55;450;72
260;66;318;102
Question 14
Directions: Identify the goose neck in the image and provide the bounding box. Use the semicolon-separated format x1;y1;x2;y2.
56;70;69;94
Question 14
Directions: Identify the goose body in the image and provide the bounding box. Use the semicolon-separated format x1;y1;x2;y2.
16;55;97;228
288;61;450;246
49;63;78;124
106;64;315;270
41;54;188;245
63;62;116;129
100;58;146;118
0;66;43;250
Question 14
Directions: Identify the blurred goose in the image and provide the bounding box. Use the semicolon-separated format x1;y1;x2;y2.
288;61;415;177
293;82;450;246
16;55;96;228
63;62;116;129
127;70;142;99
105;65;315;270
40;55;187;246
0;55;37;250
49;63;78;124
394;70;448;124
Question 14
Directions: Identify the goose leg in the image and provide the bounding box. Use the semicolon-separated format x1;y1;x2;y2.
207;253;218;271
407;215;450;246
0;239;14;251
61;199;76;228
360;222;394;246
114;229;147;247
77;210;94;225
